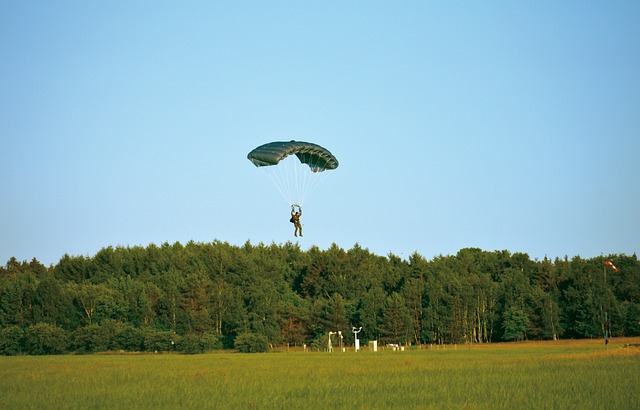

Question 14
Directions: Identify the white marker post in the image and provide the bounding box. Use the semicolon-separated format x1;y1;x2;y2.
352;327;362;352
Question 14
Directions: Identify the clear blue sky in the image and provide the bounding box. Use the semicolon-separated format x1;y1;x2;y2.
2;1;639;266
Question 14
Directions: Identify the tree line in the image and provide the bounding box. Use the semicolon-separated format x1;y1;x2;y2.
1;241;639;354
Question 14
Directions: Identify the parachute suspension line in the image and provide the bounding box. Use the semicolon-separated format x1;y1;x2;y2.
296;152;312;205
255;150;335;206
293;152;311;206
261;166;291;205
298;151;326;205
288;153;314;205
260;157;300;205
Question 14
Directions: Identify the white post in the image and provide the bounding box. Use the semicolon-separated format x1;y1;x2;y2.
328;331;336;353
352;327;362;352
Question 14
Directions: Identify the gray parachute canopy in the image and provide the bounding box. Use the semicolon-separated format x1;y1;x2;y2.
247;141;339;173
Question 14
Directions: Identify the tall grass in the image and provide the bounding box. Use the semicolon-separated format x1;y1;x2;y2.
1;338;639;409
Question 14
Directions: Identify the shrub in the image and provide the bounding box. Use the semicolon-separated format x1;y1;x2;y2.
143;330;177;352
311;333;330;352
72;324;110;353
113;325;145;351
24;323;68;355
234;332;269;353
177;333;221;354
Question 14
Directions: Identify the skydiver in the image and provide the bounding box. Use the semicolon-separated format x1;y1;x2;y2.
290;205;302;237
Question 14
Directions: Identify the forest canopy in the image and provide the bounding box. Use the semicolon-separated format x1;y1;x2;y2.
1;241;638;355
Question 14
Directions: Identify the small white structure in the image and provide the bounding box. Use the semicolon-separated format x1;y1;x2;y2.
328;331;336;352
352;327;362;352
368;340;378;352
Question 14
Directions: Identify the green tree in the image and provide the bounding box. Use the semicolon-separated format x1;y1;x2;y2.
357;285;385;342
424;262;448;344
0;325;24;355
54;254;91;283
619;302;640;336
0;270;37;327
559;257;601;338
181;271;214;334
67;282;114;325
403;277;425;345
3;241;640;353
31;274;73;329
211;277;233;336
311;293;349;340
379;292;411;345
277;289;310;346
502;307;530;341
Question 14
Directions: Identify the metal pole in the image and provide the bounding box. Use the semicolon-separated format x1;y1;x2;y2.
604;265;609;346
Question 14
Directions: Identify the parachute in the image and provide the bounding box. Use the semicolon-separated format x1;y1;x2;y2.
247;140;339;205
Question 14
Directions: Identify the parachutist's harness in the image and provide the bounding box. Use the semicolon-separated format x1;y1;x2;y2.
290;206;302;224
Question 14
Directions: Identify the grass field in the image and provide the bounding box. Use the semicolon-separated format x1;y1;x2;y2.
1;337;639;409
